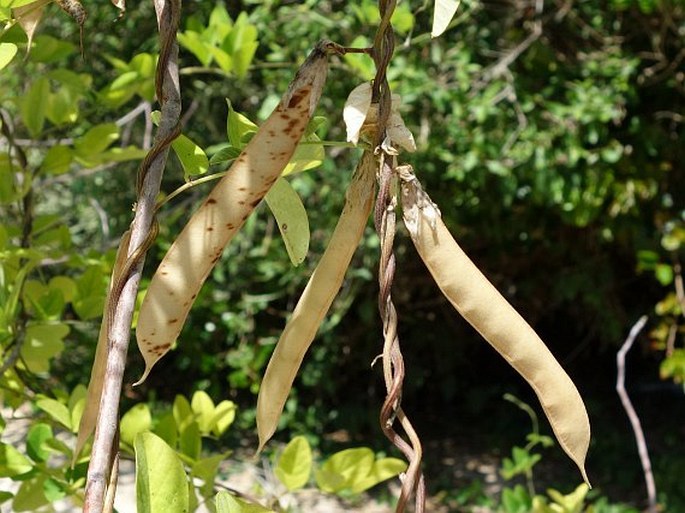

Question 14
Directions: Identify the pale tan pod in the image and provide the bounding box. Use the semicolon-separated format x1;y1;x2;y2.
399;168;590;485
135;42;335;384
256;151;377;450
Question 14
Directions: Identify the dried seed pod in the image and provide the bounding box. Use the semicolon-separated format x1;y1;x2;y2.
135;41;337;384
257;150;377;451
399;166;590;485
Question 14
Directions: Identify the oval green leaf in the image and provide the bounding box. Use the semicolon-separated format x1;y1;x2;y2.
0;43;18;70
264;178;309;266
275;435;312;491
121;403;152;449
135;432;189;513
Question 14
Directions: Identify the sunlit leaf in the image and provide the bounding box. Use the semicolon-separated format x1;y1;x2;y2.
73;123;119;158
21;323;69;374
19;76;49;137
209;400;236;437
135;432;189;513
349;457;407;493
215;491;274;513
0;42;18;70
343;82;372;145
172;133;209;179
264;178;309;266
0;443;32;477
13;0;49;53
315;447;374;493
121;403;152;449
12;476;49;512
432;0;460;38
274;436;311;491
26;423;53;463
36;396;71;430
40;145;72;175
226;100;257;149
190;390;215;434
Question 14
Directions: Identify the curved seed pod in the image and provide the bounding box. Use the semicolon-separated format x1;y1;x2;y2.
135;41;337;384
399;167;590;485
257;151;377;450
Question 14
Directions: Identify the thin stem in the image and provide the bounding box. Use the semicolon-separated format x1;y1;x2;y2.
82;0;181;511
616;315;658;513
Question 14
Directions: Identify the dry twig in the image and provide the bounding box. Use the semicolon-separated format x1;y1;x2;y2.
616;315;658;513
82;0;181;511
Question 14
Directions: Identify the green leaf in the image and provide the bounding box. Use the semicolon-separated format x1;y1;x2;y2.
282;134;325;175
101;146;147;163
190;390;215;435
0;491;13;504
226;100;257;149
21;323;69;374
135;432;189;513
349;457;407;493
73;266;106;320
35;396;71;429
209;145;241;166
208;46;233;73
315;447;374;493
0;442;33;477
74;123;119;159
26;423;53;463
121;403;152;449
28;35;75;63
153;412;178;449
546;483;589;513
40;145;73;175
191;453;226;496
264;178;309;267
172;395;194;431
12;476;49;512
0;0;37;8
0;154;16;204
178;420;201;462
655;263;674;285
0;42;17;70
223;12;258;79
172;133;209;180
49;276;77;303
19;76;49;137
68;383;87;430
178;31;213;67
43;476;66;502
209;400;236;437
275;436;311;491
46;87;79;125
215;491;274;513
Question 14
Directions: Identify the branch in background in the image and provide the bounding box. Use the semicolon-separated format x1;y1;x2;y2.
82;0;181;511
616;315;658;513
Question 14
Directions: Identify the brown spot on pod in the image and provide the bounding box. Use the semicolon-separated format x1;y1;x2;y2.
207;198;217;204
168;318;178;324
287;87;310;108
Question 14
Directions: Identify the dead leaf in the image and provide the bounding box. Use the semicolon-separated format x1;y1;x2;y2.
432;0;460;38
343;82;373;145
13;0;50;55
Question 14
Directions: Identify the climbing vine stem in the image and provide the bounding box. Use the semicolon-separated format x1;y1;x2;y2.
82;0;181;511
371;1;426;511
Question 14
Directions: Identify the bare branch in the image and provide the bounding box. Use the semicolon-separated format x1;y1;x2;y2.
616;315;659;513
82;0;181;511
